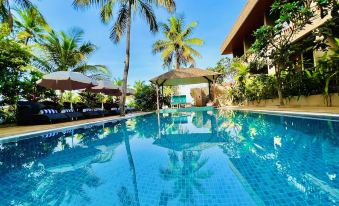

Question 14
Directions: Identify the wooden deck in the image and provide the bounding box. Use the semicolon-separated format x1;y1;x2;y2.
0;113;149;138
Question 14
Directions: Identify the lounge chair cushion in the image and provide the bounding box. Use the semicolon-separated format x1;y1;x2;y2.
61;109;75;113
39;109;58;114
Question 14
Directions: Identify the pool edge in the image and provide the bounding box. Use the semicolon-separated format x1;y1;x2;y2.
0;112;153;143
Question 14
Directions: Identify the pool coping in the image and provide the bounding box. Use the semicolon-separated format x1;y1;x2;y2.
0;112;153;143
220;107;339;121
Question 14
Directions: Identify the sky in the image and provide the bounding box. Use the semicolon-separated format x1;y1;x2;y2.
35;0;247;85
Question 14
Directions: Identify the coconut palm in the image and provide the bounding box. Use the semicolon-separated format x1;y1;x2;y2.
0;0;33;28
73;0;176;116
112;77;124;86
153;16;204;70
35;28;110;79
133;80;144;93
14;7;50;45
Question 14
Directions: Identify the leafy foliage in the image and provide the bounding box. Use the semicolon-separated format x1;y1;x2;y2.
153;16;203;70
14;7;50;44
208;57;234;83
133;81;170;111
35;28;110;79
0;23;31;105
73;0;176;115
20;70;58;102
78;91;103;108
0;0;33;28
251;0;337;105
73;0;176;43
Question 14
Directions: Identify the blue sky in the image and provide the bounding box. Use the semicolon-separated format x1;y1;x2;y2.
35;0;246;85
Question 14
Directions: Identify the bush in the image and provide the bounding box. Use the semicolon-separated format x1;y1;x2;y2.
78;92;103;108
134;83;170;111
0;24;31;106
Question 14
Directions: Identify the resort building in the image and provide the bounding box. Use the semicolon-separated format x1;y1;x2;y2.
220;0;335;75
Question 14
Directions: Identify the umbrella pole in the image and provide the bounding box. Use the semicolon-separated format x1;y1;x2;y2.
70;92;73;110
156;84;160;112
101;93;104;110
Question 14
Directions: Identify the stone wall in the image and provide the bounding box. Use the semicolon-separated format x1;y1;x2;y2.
246;94;339;107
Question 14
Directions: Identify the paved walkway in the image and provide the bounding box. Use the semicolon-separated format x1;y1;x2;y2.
0;113;148;138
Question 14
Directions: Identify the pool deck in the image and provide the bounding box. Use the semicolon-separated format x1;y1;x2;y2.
220;106;339;116
0;112;150;139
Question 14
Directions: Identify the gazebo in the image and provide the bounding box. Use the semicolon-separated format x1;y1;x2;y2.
150;68;221;111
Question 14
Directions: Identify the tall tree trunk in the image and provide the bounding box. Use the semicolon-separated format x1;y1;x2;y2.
276;68;284;106
120;3;132;116
175;50;180;70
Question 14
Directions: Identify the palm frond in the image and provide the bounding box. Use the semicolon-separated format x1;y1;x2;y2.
73;0;110;9
100;0;113;23
138;0;158;32
147;0;176;13
185;37;204;46
110;4;128;43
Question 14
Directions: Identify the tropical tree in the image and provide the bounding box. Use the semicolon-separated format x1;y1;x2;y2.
0;0;33;29
133;80;144;93
14;7;50;45
35;28;110;79
112;77;124;86
0;23;31;106
73;0;176;116
208;57;234;83
152;16;203;70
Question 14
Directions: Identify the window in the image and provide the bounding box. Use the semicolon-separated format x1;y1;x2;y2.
302;49;315;70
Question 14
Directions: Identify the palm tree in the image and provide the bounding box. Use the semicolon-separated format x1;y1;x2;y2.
133;80;144;93
153;16;204;70
14;7;50;45
35;28;110;79
73;0;176;116
0;0;33;29
112;77;124;86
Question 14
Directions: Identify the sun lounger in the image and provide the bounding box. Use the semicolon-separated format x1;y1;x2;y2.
82;108;101;118
33;109;69;124
110;107;120;115
61;109;84;120
93;108;110;117
171;95;187;108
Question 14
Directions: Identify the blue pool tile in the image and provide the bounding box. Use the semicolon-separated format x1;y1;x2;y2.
0;110;338;205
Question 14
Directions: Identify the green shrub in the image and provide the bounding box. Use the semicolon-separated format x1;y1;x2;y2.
134;83;170;111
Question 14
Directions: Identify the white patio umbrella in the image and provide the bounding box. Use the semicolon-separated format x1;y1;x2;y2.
87;80;120;109
37;71;98;109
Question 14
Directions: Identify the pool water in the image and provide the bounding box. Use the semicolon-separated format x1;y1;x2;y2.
0;110;338;206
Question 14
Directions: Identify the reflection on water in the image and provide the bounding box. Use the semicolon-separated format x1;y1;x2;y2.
0;110;338;205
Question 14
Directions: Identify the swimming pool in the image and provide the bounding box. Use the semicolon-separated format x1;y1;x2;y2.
0;110;338;205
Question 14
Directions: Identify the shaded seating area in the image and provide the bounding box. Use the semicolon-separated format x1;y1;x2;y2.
171;95;187;108
17;101;68;125
11;73;138;126
150;68;221;111
34;109;69;124
16;101;132;125
61;108;85;120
